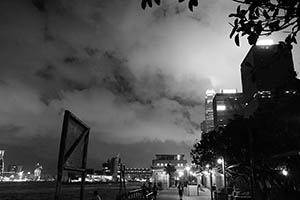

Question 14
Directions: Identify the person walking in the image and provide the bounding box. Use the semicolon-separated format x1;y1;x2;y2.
93;190;102;200
152;183;158;200
141;183;147;199
178;182;184;200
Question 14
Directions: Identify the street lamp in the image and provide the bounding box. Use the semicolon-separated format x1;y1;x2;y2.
206;164;213;200
217;157;226;193
185;166;191;182
281;168;288;176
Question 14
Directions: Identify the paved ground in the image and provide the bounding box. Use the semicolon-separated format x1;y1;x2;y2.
156;187;211;200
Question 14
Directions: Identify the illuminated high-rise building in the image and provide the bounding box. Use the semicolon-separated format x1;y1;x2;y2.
241;42;300;117
202;89;216;133
0;150;4;176
213;89;244;129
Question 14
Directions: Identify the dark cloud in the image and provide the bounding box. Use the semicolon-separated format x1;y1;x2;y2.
1;0;299;172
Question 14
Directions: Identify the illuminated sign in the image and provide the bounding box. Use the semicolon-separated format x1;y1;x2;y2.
220;89;237;94
256;39;274;46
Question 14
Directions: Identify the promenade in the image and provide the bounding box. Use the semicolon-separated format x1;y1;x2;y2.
156;187;211;200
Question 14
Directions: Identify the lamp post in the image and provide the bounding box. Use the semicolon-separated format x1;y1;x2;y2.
217;157;226;192
185;166;190;182
206;164;213;200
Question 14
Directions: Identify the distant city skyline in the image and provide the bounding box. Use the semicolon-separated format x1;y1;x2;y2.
0;0;299;174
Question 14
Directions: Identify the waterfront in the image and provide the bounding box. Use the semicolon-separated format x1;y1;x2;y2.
0;181;140;200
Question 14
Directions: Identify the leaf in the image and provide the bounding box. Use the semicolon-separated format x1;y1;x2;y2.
291;35;297;44
192;0;198;6
247;33;258;45
188;0;194;12
230;26;237;39
273;8;279;18
228;13;237;18
263;10;270;19
237;5;241;14
285;35;292;44
154;0;160;5
146;0;152;8
234;18;239;26
255;8;260;17
229;22;235;28
141;0;147;9
235;33;240;46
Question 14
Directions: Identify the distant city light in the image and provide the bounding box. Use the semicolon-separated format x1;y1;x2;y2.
205;164;210;169
217;158;224;164
217;105;226;111
185;166;190;171
256;39;274;46
177;154;180;160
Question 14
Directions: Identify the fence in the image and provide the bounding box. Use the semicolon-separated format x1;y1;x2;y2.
116;188;154;200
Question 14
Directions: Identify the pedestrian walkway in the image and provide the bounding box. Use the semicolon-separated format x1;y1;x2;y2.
156;187;211;200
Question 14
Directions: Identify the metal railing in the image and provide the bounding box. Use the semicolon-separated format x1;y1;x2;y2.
116;189;154;200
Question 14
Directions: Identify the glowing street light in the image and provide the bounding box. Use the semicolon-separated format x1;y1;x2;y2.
185;166;191;172
281;169;288;176
217;158;223;165
217;157;226;192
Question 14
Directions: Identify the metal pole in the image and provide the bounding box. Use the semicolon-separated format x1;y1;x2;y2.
248;127;256;200
210;170;213;200
222;157;226;193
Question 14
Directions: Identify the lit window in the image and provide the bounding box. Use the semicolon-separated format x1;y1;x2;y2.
165;163;167;166
157;163;159;166
217;105;226;111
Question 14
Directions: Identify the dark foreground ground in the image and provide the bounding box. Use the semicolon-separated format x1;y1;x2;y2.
0;181;141;200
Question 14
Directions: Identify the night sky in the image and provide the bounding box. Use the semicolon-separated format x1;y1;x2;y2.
1;0;300;174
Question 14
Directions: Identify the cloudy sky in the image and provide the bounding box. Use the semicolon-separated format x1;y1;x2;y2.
1;0;300;174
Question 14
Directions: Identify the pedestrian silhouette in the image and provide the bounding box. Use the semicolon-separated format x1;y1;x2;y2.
177;182;184;200
141;183;147;199
93;190;102;200
152;183;158;200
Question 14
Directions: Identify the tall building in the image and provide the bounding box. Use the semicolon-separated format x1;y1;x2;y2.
0;150;4;176
202;89;216;133
241;42;300;116
213;89;244;129
152;154;187;188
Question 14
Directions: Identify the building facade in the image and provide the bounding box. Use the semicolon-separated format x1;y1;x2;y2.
213;89;244;129
125;168;152;182
152;154;187;188
201;89;216;133
241;42;300;117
